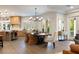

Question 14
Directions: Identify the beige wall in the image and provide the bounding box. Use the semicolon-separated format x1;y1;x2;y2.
42;12;57;34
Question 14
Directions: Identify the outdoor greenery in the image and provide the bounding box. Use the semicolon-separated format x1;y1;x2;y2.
69;19;74;36
46;20;50;33
70;19;74;31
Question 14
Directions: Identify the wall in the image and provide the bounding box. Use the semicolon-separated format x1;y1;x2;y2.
41;12;57;34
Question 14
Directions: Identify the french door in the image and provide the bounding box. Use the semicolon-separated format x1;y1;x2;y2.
67;17;76;40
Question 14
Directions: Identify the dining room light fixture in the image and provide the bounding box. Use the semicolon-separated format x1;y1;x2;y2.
29;8;43;21
0;9;9;20
0;9;8;17
70;6;74;9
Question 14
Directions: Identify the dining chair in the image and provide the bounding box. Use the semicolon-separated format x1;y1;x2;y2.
28;34;37;45
44;32;57;48
25;33;29;43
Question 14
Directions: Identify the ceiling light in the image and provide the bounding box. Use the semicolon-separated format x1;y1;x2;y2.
40;17;43;19
0;9;9;20
39;17;43;21
29;17;32;19
29;8;43;21
3;9;8;15
39;18;42;21
66;5;74;9
70;6;74;9
36;17;39;19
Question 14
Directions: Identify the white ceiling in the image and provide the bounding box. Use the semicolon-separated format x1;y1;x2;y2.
0;5;79;16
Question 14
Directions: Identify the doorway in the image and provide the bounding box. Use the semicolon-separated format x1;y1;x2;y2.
68;17;76;40
58;18;65;41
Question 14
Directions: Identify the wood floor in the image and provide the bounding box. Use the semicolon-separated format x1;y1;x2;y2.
0;37;75;54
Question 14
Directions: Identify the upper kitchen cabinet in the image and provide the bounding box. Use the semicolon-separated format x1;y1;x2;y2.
10;16;21;24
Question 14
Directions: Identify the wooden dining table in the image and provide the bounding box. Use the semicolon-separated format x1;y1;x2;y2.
35;33;52;44
25;32;52;45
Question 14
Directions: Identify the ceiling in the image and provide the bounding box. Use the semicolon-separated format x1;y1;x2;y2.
0;5;79;16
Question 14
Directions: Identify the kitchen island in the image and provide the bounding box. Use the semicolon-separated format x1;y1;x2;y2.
0;31;11;41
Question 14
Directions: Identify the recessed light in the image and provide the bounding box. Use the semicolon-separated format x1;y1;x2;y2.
70;6;74;9
66;5;74;9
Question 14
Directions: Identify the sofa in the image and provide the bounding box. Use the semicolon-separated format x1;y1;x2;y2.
74;34;79;44
63;44;79;54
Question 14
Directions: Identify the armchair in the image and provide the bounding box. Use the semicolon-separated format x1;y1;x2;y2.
63;44;79;54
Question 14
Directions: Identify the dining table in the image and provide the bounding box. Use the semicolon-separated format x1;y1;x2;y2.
34;33;52;44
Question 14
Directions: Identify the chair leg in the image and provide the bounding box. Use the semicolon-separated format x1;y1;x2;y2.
53;42;55;48
45;42;48;47
2;41;3;47
0;38;3;47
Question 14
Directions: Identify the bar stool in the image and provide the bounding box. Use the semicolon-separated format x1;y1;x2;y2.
0;35;3;47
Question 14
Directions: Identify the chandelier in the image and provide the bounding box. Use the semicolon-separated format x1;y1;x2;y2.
29;8;43;21
0;9;9;20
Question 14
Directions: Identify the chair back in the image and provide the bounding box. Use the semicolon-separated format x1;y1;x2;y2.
44;32;57;42
28;34;37;45
52;32;58;42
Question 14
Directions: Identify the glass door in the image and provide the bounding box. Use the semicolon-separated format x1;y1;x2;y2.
68;17;76;40
58;18;65;41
